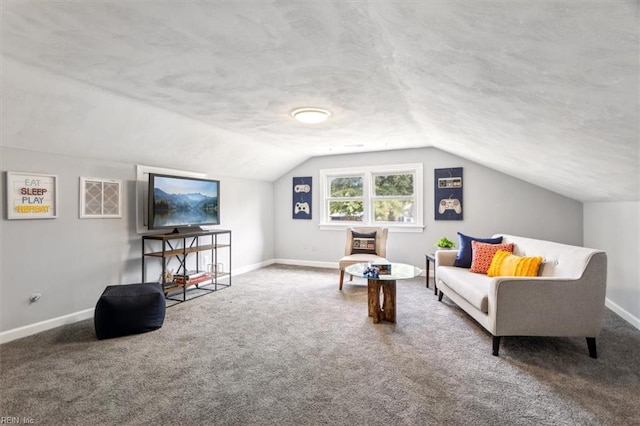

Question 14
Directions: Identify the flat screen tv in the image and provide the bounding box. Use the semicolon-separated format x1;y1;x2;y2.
148;173;220;232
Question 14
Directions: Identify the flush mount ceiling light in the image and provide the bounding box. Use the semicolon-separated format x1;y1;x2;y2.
291;107;331;124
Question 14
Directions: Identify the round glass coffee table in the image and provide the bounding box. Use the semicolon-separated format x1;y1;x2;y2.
345;262;422;323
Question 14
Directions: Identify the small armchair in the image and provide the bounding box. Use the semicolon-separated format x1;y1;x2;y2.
339;227;389;290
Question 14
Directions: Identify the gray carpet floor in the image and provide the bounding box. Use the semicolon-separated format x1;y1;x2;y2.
1;264;639;425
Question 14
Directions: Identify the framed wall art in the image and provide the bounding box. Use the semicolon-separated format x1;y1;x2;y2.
80;177;122;218
435;167;463;220
6;171;58;219
292;176;312;219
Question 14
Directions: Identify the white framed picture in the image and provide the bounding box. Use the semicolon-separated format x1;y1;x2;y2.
80;177;122;218
6;171;58;219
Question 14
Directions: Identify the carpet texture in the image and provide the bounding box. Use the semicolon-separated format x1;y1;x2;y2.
1;264;639;425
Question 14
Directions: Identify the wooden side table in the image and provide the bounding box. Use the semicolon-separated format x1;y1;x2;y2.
345;262;422;324
425;253;437;295
367;280;396;323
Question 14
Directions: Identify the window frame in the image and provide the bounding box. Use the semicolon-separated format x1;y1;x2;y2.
319;163;423;232
325;172;367;223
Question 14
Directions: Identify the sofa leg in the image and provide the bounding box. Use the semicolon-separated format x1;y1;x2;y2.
339;270;345;290
586;337;597;359
438;290;443;302
492;336;501;356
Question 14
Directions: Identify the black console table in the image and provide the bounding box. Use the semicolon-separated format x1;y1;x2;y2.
142;230;231;304
425;253;437;295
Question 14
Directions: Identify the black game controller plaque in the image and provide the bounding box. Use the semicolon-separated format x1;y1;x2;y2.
292;176;312;220
435;167;463;221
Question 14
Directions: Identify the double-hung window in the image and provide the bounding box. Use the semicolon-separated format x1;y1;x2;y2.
320;163;423;231
326;174;365;222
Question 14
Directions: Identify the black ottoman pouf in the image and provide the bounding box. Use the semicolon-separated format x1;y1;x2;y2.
95;282;166;340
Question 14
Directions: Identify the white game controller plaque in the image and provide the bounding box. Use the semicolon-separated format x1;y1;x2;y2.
294;202;310;214
438;198;461;214
294;184;311;193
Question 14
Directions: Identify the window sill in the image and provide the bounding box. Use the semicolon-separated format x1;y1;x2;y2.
318;223;424;233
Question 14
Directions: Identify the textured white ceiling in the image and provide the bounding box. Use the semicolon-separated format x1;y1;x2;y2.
1;1;638;201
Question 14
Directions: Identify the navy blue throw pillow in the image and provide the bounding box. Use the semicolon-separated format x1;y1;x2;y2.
453;232;503;268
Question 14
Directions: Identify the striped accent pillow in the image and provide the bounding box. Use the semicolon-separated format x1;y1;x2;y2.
487;250;543;277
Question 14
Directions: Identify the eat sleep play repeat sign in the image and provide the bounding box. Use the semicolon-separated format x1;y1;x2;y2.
6;172;58;219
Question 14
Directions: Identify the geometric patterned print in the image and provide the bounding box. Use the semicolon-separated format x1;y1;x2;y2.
469;241;515;274
103;182;120;215
84;180;103;215
81;178;121;218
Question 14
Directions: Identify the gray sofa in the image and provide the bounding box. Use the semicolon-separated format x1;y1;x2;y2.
435;234;607;358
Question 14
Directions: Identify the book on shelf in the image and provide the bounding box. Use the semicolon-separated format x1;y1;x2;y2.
175;274;211;285
173;270;208;280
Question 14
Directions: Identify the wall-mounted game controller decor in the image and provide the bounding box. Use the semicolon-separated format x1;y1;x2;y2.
292;176;312;219
435;167;463;221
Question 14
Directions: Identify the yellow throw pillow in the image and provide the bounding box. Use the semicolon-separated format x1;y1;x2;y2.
487;250;543;277
487;250;511;276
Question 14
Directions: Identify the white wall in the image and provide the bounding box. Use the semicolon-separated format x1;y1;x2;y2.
1;58;276;339
273;148;584;269
584;202;640;329
0;148;274;337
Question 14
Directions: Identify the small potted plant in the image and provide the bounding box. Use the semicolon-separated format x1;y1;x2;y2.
434;237;456;250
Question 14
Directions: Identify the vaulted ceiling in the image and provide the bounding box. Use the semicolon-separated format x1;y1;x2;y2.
1;1;638;202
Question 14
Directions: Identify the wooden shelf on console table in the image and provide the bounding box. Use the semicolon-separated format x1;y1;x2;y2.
143;243;231;258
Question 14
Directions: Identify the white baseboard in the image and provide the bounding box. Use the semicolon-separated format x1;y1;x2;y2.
0;308;95;345
232;259;276;276
605;297;640;330
273;258;337;269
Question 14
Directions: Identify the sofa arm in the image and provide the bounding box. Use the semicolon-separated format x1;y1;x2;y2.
488;251;606;337
488;274;606;337
435;250;458;267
